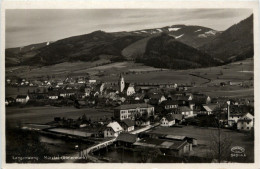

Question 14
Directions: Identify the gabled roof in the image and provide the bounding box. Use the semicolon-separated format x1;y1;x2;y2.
202;104;218;112
237;119;252;122
179;106;192;112
107;122;123;132
164;135;186;140
117;133;137;143
134;138;188;150
162;114;174;122
121;119;135;127
149;94;164;100
114;103;153;110
48;91;59;96
171;114;183;120
16;95;28;99
162;100;179;106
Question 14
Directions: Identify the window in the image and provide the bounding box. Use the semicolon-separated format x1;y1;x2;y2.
241;127;244;129
247;122;249;125
247;127;249;129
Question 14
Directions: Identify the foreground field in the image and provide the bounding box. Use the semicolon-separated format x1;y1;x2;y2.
6;106;113;127
147;126;254;161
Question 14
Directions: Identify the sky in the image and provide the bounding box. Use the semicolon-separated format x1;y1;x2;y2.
6;9;253;48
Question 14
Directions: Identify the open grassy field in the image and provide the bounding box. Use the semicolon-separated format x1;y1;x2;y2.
6;106;113;127
6;58;254;98
147;126;254;161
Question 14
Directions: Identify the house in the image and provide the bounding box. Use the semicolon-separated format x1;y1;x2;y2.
171;114;184;124
16;95;30;104
88;79;97;84
6;79;11;84
126;83;135;96
84;88;91;97
5;97;15;106
116;133;138;147
133;138;192;156
149;94;167;105
179;106;193;118
162;100;179;110
96;83;106;94
48;91;59;100
237;113;254;131
114;103;154;121
199;104;218;115
227;104;251;127
77;77;85;84
135;117;150;127
104;122;123;137
160;114;175;127
134;93;145;101
56;80;64;86
161;135;197;147
120;119;135;132
59;89;76;98
193;94;211;105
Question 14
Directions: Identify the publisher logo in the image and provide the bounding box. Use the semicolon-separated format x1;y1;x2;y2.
231;146;246;157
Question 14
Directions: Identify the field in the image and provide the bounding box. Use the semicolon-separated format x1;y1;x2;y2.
147;126;254;161
6;58;254;99
6;106;113;127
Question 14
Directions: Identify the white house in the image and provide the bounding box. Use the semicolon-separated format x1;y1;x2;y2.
120;119;135;132
162;100;178;110
179;106;193;118
126;84;135;96
16;95;30;104
200;104;218;115
160;114;175;127
114;103;154;121
237;113;254;131
88;79;97;84
104;122;123;137
135;117;150;127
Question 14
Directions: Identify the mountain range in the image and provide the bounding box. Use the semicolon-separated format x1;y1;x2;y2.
5;14;253;69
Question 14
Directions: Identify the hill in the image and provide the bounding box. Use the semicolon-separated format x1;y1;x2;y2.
5;25;219;67
200;14;253;62
20;31;146;66
5;15;253;68
135;33;219;69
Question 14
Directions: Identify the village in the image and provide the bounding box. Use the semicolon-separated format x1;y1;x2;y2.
5;72;254;163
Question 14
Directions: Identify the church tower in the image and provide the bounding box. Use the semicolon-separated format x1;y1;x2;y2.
119;73;125;93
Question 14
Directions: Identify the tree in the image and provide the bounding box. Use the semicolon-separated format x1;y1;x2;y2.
208;131;232;162
208;109;232;162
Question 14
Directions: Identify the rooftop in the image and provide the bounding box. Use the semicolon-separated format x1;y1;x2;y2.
114;103;153;110
134;138;188;150
16;95;28;99
107;121;123;132
121;119;135;127
117;133;137;143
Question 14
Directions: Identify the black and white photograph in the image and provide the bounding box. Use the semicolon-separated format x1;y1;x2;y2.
1;1;259;168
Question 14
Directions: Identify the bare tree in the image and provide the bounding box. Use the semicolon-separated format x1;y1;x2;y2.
208;108;232;162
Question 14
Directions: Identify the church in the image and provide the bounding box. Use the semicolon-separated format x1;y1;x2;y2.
118;74;135;96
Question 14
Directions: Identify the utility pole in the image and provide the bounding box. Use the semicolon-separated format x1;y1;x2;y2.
218;114;221;163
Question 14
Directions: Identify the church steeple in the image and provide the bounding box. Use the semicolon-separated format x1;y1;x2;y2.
119;73;125;93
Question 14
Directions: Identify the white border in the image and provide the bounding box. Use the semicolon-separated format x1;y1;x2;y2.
1;1;259;169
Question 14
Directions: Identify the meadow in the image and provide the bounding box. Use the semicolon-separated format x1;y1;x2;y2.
6;106;113;127
6;58;254;98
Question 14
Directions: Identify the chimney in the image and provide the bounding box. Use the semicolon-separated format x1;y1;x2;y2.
227;101;231;121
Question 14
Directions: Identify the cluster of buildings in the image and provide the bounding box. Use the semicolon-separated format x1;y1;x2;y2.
7;74;254;134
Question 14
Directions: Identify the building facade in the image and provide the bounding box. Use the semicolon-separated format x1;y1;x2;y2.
114;103;154;121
